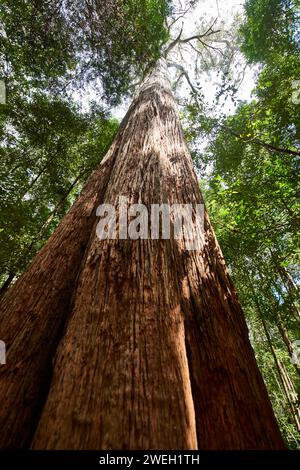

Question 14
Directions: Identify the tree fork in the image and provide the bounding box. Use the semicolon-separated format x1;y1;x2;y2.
0;272;15;299
32;64;283;449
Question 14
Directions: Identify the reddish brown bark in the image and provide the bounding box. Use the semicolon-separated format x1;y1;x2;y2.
0;66;284;449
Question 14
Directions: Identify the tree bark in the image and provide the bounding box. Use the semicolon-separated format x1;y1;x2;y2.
0;63;284;449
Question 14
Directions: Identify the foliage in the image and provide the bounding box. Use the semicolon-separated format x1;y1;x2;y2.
199;113;300;446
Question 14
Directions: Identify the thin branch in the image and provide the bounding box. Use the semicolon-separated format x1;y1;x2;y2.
188;41;224;55
186;37;224;57
199;39;224;55
165;18;221;58
173;71;184;89
180;31;220;43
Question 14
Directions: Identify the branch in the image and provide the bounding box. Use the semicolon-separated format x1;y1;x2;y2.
173;71;184;89
179;31;220;43
164;25;184;57
164;19;221;58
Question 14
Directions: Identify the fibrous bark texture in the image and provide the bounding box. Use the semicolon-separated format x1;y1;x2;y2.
0;66;284;449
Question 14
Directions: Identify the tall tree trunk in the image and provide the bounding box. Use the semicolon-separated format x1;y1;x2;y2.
0;63;284;449
0;271;15;299
255;300;300;433
0;137;119;448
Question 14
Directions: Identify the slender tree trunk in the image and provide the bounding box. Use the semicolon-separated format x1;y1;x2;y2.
277;266;300;322
256;306;300;432
37;167;87;235
268;250;300;322
0;169;86;292
247;271;300;433
0;63;284;449
253;264;300;366
24;167;87;255
259;273;300;379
